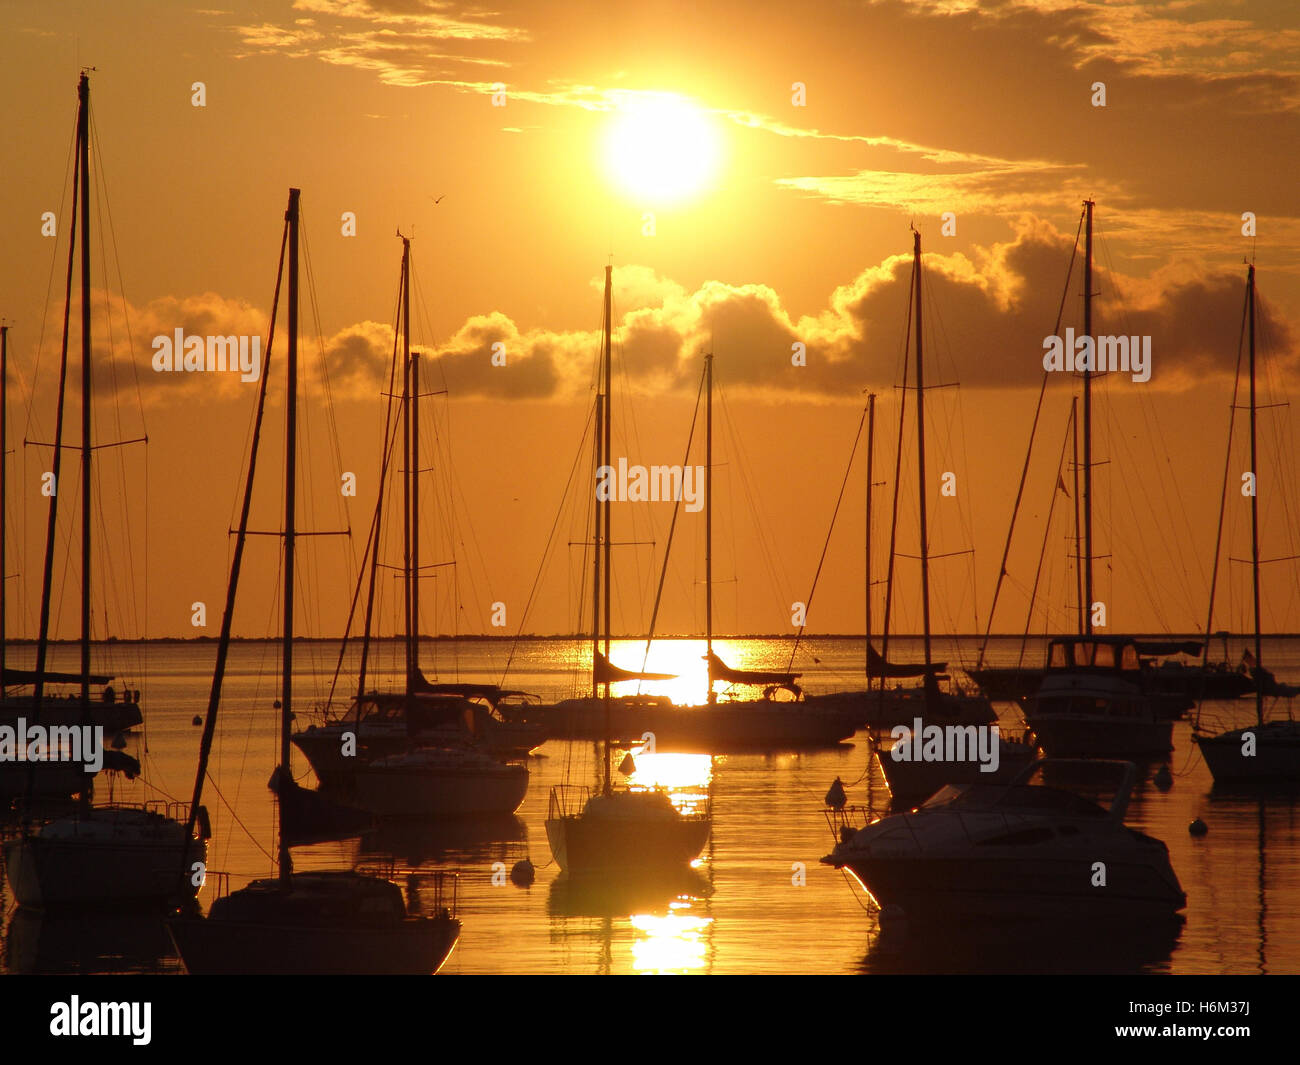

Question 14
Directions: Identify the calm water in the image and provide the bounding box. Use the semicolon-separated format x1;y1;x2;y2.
3;635;1299;975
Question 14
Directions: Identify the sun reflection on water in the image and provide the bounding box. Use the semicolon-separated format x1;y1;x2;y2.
601;637;787;705
629;906;713;973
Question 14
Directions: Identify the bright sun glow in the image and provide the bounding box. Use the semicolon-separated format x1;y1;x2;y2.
603;93;720;204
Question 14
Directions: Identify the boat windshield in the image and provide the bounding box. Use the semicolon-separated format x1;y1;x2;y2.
944;761;1131;819
1047;639;1140;671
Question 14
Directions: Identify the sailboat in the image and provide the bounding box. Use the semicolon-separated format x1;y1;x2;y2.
1020;202;1172;760
312;233;528;819
3;73;205;909
544;265;711;875
1193;262;1300;788
842;231;1030;804
167;189;459;974
802;365;996;733
537;348;857;752
1;323;139;805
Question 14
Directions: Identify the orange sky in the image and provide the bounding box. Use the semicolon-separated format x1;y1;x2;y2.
1;0;1298;644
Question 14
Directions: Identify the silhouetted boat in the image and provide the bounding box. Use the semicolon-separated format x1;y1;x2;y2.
269;766;375;845
1194;262;1300;789
544;266;711;874
823;759;1186;924
813;235;996;739
293;681;544;785
352;745;528;818
3;74;203;906
299;236;530;819
1022;637;1173;757
874;725;1038;808
531;352;856;751
167;192;458;974
970;640;1249;709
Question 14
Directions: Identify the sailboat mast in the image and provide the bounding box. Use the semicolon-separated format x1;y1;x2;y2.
1071;395;1083;634
601;264;612;795
913;232;932;669
280;186;300;886
1247;264;1262;727
602;266;612;671
401;237;414;697
78;72;92;714
28;77;82;814
864;392;875;686
180;194;288;881
706;352;714;703
1;324;6;686
592;392;602;698
1081;199;1095;635
412;344;421;682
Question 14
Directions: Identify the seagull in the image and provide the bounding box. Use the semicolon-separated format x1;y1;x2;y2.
430;195;445;205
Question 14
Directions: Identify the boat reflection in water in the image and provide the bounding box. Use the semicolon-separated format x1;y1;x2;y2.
3;908;182;975
356;812;527;867
858;911;1182;975
548;865;714;975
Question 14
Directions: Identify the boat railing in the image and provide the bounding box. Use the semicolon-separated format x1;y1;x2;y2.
548;783;593;820
828;803;1021;848
139;799;193;823
824;804;877;841
355;863;459;916
196;869;234;901
1195;706;1295;735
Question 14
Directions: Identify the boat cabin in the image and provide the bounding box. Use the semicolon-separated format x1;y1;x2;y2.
1045;636;1141;673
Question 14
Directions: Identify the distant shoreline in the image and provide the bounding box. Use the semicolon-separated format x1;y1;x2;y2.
3;632;1295;645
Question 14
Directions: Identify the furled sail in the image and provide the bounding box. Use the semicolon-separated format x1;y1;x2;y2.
1134;640;1203;657
866;643;944;678
707;652;800;688
595;651;676;684
2;668;114;687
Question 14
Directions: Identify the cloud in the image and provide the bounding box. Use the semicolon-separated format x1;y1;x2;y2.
28;223;1286;417
225;0;526;86
99;219;1291;408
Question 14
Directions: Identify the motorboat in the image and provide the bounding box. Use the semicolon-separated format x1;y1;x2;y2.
822;759;1186;924
1025;669;1172;758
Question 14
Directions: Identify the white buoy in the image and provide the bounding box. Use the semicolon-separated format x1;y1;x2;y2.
511;859;536;887
1189;818;1208;837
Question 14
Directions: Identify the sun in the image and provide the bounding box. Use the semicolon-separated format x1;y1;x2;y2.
603;93;721;204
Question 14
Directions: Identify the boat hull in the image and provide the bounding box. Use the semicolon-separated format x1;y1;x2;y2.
805;689;997;730
545;812;710;874
876;740;1039;806
351;762;529;817
167;914;459;975
3;833;206;911
1026;714;1172;758
534;697;856;751
0;698;143;736
1195;726;1300;789
836;853;1185;924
